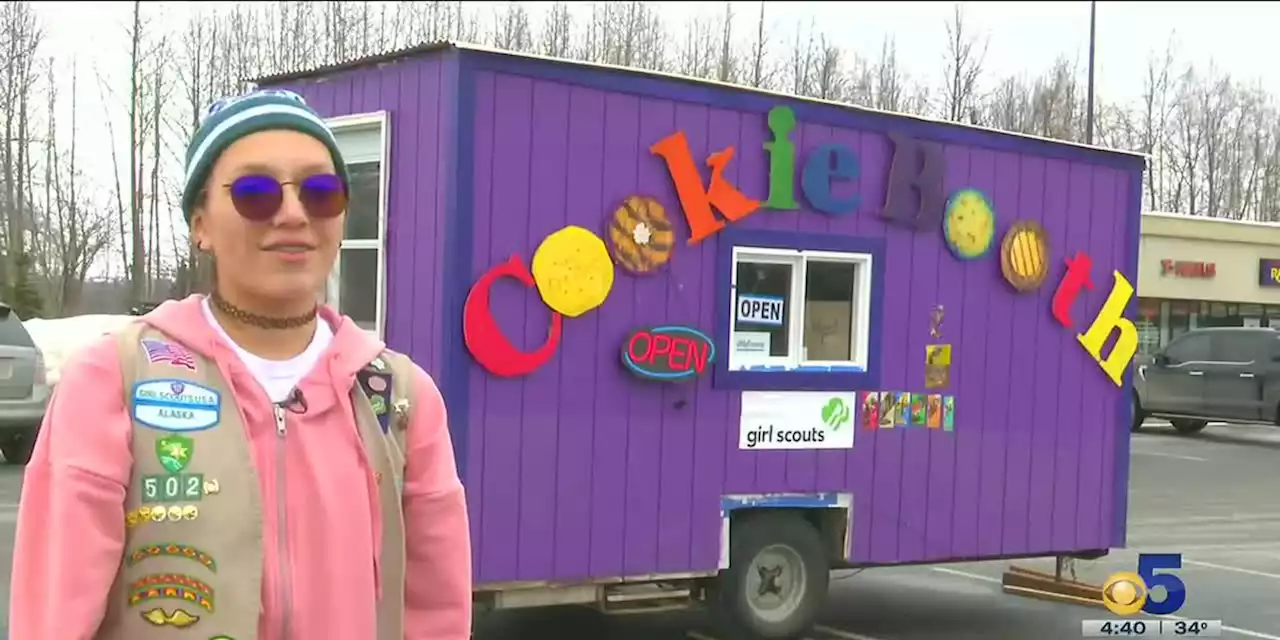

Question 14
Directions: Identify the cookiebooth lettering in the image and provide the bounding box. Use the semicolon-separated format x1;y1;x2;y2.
132;380;222;432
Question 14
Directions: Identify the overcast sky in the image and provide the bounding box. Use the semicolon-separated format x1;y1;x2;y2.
28;1;1280;262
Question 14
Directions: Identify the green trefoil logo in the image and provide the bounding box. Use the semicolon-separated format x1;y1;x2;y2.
821;397;851;430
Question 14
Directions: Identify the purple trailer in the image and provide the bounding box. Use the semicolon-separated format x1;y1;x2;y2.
258;43;1146;638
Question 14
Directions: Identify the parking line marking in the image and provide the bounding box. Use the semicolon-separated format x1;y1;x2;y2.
1131;450;1208;462
812;624;887;640
1184;558;1280;580
686;632;719;640
931;566;1002;583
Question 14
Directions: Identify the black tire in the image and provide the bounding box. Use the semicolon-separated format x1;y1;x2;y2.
1131;393;1145;433
707;512;829;639
1171;419;1208;435
1;433;34;465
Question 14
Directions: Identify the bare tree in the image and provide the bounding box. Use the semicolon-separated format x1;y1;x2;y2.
538;2;573;58
941;3;987;123
491;2;534;53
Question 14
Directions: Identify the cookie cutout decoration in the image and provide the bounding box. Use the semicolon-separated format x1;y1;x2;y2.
942;188;995;260
1000;219;1050;293
531;225;615;317
607;195;675;275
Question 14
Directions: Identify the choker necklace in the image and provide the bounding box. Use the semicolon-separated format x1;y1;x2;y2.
210;291;318;330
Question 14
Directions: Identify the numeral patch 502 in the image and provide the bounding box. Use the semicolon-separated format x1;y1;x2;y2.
142;473;204;503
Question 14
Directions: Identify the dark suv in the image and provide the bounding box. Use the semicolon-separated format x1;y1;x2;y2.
1133;326;1280;434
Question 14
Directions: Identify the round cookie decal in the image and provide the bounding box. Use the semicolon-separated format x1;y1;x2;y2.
942;188;996;260
531;225;615;318
607;195;675;275
1000;219;1050;292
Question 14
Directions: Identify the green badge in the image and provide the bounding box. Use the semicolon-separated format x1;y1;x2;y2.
370;394;387;416
156;435;194;474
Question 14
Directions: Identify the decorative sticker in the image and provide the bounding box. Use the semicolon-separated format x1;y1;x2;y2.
929;304;945;340
530;225;616;318
860;392;878;430
926;394;943;428
909;394;926;426
140;339;197;371
142;473;205;503
127;543;217;572
942;188;996;260
620;325;715;382
894;392;910;427
141;607;201;629
925;344;951;389
1000;219;1050;292
877;391;896;429
943;396;956;431
155;435;194;474
132;379;221;432
128;573;215;612
607;195;675;275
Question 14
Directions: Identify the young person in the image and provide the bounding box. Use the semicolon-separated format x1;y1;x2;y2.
9;90;472;639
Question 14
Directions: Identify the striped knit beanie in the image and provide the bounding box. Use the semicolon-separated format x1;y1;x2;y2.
181;89;349;223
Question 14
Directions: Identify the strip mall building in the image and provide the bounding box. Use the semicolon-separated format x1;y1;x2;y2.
1137;212;1280;356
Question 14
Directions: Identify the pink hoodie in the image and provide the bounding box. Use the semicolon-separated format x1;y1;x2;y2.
9;295;472;639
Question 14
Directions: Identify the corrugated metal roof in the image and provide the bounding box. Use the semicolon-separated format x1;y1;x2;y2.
254;40;1147;162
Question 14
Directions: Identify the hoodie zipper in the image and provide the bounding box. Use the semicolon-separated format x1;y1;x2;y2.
273;403;293;639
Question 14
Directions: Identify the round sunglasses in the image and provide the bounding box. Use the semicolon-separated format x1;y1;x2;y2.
224;173;348;221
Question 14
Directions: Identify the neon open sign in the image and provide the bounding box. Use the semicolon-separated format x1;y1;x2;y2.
621;325;716;382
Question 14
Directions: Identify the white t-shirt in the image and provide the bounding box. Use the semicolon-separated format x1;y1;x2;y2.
201;298;335;403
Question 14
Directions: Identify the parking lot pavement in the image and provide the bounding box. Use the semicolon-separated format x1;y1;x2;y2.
1;420;1277;639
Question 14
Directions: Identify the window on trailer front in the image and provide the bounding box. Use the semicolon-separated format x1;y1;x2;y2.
730;246;872;372
325;116;386;335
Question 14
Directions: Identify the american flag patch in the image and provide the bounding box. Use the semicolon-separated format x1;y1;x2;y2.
140;339;197;371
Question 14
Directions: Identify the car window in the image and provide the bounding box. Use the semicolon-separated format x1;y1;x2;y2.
1164;333;1210;363
1212;333;1260;363
0;308;34;348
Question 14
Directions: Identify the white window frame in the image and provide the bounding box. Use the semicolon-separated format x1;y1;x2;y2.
729;246;874;372
326;111;390;338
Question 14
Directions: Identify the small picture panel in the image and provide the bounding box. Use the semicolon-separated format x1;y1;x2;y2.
878;391;896;429
925;344;952;389
943;396;955;431
895;392;910;427
861;392;879;430
910;393;927;426
926;394;942;428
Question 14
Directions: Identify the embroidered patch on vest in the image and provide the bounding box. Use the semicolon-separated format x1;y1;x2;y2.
128;573;215;612
132;379;221;432
155;434;194;473
127;542;217;572
140;339;198;371
140;607;201;628
356;369;393;433
142;472;206;503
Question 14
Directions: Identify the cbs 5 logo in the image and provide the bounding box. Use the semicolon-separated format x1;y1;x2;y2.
1104;553;1187;615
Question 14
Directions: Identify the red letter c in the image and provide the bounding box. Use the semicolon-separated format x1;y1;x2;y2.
463;254;563;377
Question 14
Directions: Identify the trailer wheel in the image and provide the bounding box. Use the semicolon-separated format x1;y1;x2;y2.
708;512;829;639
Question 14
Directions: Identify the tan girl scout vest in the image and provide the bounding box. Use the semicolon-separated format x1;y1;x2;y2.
95;322;414;640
